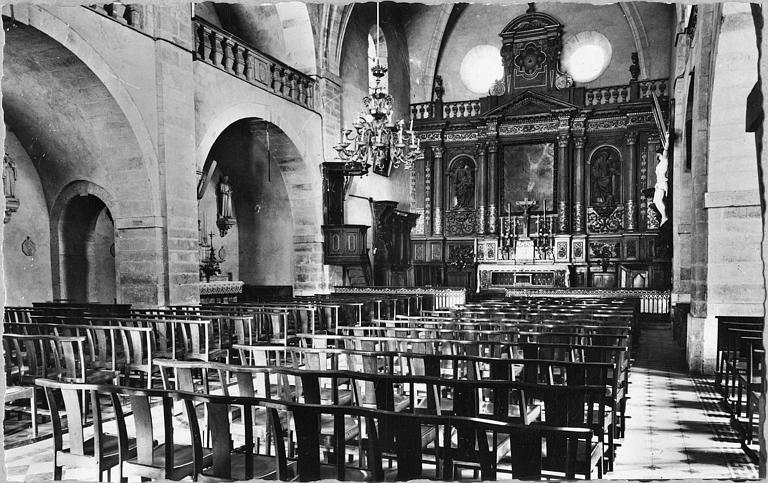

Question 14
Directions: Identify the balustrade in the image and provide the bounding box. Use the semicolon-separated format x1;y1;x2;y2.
638;78;668;100
193;17;316;111
86;3;143;30
584;85;631;106
411;78;670;120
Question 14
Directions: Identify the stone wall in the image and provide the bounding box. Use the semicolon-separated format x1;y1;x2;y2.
3;129;53;305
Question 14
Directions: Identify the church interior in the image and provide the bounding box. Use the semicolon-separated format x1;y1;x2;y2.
1;1;766;481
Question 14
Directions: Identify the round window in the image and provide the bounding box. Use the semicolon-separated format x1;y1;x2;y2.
460;45;504;95
561;31;612;83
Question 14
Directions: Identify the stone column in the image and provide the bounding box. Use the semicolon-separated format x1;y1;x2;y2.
433;147;444;236
572;135;586;233
686;3;718;374
487;143;499;234
557;133;570;233
477;143;487;235
151;5;200;305
624;131;638;231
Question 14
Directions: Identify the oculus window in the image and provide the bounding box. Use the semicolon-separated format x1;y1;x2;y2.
561;31;612;83
460;45;504;95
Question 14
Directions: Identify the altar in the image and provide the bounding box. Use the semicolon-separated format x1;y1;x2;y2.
477;263;570;292
407;6;671;294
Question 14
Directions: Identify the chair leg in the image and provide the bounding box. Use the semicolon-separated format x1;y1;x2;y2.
31;390;38;437
54;464;63;481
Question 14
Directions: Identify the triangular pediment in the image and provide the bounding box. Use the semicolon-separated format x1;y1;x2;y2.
484;90;578;118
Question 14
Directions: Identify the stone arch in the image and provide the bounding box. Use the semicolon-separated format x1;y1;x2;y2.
196;104;325;294
618;2;651;80
12;5;161;216
49;181;118;302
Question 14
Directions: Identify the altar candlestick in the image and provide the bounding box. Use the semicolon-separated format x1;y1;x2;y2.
474;238;478;261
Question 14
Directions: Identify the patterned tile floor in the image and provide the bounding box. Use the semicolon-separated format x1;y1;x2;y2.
2;327;760;481
607;327;758;480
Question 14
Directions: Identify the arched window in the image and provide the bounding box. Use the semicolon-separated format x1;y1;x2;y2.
368;24;388;94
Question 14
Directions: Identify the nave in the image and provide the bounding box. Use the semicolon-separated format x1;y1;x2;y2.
2;296;761;481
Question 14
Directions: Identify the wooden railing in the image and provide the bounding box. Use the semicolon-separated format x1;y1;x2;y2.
412;78;670;120
193;17;316;111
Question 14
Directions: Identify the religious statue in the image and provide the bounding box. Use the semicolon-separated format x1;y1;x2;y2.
3;153;17;199
653;142;669;226
216;175;235;237
590;149;620;205
451;160;474;209
218;176;233;219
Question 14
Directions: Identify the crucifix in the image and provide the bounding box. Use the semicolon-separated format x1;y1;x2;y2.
515;198;537;238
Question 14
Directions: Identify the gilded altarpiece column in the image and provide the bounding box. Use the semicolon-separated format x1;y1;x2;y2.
476;143;487;235
557;131;570;233
572;135;586;233
645;135;661;229
624;131;638;231
487;142;499;234
433;147;444;236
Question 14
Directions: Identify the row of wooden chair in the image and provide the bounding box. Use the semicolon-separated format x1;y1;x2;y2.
37;377;597;481
154;359;609;478
714;316;764;461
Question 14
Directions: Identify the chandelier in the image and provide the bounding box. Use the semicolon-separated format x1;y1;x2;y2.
333;2;421;176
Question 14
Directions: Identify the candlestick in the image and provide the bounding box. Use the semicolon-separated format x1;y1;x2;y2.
409;118;414;132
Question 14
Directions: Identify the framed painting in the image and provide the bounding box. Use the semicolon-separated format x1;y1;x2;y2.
502;143;555;212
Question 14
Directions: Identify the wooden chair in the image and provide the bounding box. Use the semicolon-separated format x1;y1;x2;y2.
3;337;38;436
36;378;137;481
111;384;213;481
178;392;293;482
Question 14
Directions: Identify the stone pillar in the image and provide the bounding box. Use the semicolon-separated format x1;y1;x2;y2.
151;5;200;305
573;135;586;233
477;143;487;235
487;143;499;234
433;147;444;236
624;131;638;231
686;4;718;374
557;133;570;233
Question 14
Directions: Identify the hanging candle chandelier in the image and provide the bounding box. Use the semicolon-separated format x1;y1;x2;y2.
333;1;421;176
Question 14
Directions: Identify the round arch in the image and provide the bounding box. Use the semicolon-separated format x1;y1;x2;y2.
49;181;118;302
196;106;325;294
17;5;162;216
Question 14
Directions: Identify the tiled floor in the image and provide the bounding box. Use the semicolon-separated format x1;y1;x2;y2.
607;327;758;480
3;327;761;481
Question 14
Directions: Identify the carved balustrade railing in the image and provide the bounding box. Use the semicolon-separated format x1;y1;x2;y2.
443;100;483;119
193;17;316;111
86;4;144;31
411;78;669;120
584;84;631;106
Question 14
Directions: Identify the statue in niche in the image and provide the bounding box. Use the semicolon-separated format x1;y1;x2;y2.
218;176;233;219
216;175;235;237
590;149;621;205
451;160;475;209
3;153;17;198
